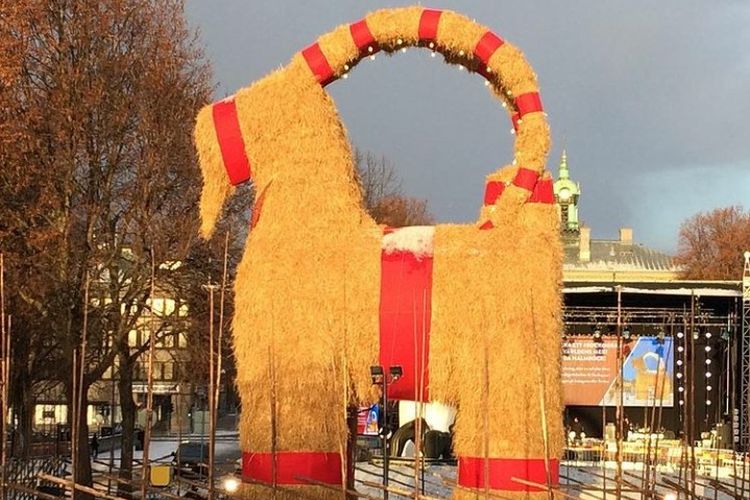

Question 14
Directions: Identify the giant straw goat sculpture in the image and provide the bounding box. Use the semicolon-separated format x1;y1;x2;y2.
195;6;563;499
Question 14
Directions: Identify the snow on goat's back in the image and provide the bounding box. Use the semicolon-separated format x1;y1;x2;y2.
381;226;435;258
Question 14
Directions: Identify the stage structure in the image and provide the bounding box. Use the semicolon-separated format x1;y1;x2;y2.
562;286;740;444
195;7;562;498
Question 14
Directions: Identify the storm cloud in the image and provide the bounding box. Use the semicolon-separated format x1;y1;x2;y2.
186;0;750;251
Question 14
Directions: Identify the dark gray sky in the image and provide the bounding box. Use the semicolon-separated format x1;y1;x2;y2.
185;0;750;251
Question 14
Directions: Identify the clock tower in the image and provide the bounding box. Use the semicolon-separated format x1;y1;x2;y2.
553;149;581;236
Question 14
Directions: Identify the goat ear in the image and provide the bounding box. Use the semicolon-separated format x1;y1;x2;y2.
194;98;252;239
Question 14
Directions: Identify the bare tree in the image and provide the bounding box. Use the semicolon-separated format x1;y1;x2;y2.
675;205;750;280
370;196;434;228
0;0;215;494
354;149;434;227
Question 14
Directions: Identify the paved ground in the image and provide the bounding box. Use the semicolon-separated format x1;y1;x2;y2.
355;462;740;499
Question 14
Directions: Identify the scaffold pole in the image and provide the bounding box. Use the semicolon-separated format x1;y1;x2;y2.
740;251;750;450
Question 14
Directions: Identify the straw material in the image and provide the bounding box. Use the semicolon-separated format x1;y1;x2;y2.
453;488;565;500
194;6;560;498
236;483;337;500
194;104;235;239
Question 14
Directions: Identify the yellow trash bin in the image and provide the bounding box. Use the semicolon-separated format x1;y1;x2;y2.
150;464;172;487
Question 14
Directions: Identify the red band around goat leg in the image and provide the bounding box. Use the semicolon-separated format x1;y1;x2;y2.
458;457;560;491
242;451;342;485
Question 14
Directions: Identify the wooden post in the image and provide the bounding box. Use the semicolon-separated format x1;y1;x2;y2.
205;281;217;499
210;232;229;500
483;321;490;499
601;404;606;500
0;317;8;500
0;253;6;500
108;368;116;495
269;316;278;499
176;388;182;497
71;345;78;500
615;285;623;499
418;290;428;497
77;272;90;487
412;295;422;499
689;293;697;498
140;251;157;500
529;298;553;500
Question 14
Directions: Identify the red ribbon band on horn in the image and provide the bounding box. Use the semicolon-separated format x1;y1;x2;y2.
511;112;520;132
474;31;504;78
483;181;506;205
212;99;252;186
512;167;539;192
242;451;342;485
350;19;378;55
302;42;335;86
418;9;443;42
474;31;504;63
484;172;553;206
458;457;560;491
529;177;554;204
514;92;543;118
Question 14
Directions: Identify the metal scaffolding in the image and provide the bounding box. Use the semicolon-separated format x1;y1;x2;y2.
741;251;750;449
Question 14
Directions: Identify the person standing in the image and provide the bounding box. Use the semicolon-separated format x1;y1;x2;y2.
90;433;99;459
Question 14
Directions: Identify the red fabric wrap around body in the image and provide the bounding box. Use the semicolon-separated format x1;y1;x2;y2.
212;99;252;185
350;19;378;54
418;9;442;41
379;232;433;402
458;457;560;491
302;43;335;86
242;451;342;485
514;92;544;118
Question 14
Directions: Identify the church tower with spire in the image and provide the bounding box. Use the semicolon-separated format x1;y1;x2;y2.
553;149;581;237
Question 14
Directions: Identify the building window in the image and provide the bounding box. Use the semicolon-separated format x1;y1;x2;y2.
128;330;139;347
135;363;147;381
163;362;174;381
161;332;175;349
163;298;176;316
177;332;188;349
150;298;164;316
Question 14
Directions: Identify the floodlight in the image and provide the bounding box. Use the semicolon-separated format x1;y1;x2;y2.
370;365;384;384
223;476;241;494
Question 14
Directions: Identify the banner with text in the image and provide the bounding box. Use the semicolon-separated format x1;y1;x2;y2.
562;336;673;407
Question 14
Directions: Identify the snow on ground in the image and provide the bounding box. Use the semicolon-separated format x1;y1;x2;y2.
356;462;453;498
83;437;741;499
354;463;740;499
90;436;241;473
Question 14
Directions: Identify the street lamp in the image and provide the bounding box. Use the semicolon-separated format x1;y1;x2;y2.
370;364;402;499
222;475;241;495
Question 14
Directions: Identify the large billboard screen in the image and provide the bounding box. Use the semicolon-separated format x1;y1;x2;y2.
562;336;673;407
